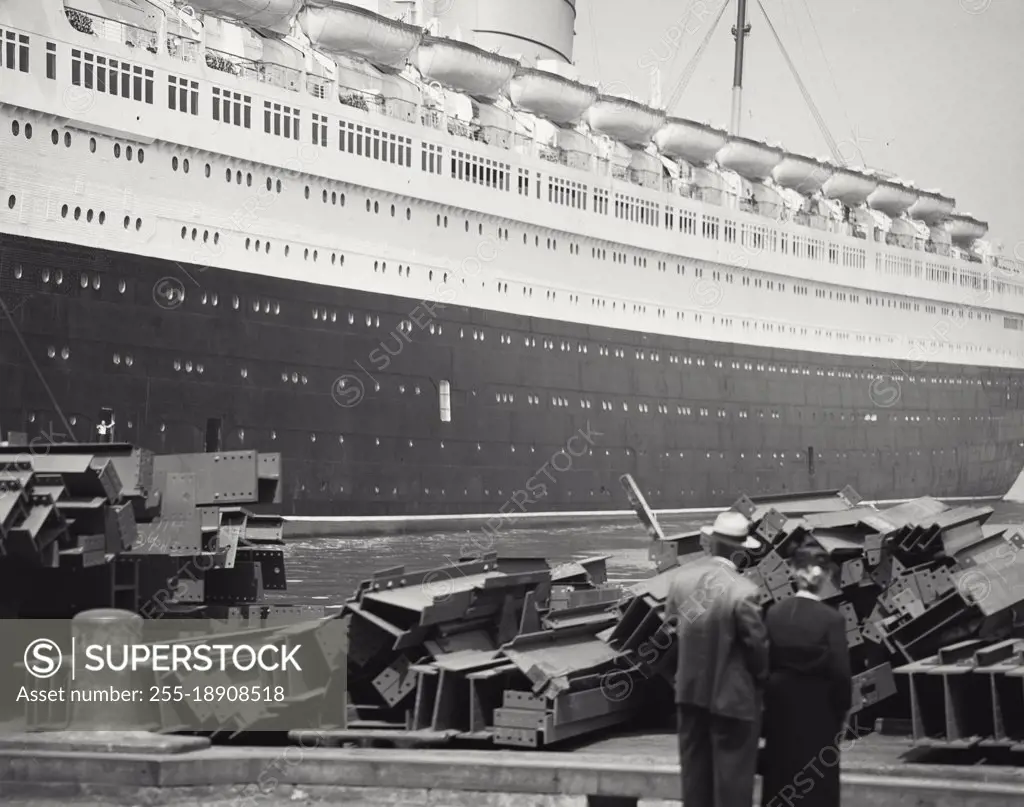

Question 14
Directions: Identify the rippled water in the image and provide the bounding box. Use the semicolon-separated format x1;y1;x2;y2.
271;496;1024;609
271;515;709;609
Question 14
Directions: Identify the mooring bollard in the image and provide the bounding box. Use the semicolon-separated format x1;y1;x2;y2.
68;608;146;730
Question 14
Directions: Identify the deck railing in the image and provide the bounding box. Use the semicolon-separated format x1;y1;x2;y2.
65;7;158;52
59;7;1020;271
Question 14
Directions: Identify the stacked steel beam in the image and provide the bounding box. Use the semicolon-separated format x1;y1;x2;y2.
330;474;1024;749
334;551;635;747
0;441;319;624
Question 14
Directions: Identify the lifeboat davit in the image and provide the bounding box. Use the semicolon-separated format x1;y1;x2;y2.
771;152;834;195
509;67;597;126
867;179;920;219
585;95;665;148
184;0;302;34
653;118;727;165
946;213;988;247
907;189;956;226
715;136;783;181
821;167;877;206
298;1;423;69
416;35;518;100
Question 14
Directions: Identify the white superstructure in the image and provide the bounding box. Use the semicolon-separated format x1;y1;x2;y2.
2;0;1023;372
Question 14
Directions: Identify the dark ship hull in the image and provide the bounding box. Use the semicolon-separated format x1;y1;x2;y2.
2;232;1021;517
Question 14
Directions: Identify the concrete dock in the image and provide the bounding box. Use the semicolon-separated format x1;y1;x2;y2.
1;730;1022;806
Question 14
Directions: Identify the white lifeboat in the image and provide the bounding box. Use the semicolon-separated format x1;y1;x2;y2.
184;0;302;35
509;67;597;126
821;167;877;206
715;136;783;181
907;189;955;226
771;152;834;195
867;179;920;219
889;218;922;238
653;118;727;165
946;213;988;247
298;1;423;69
416;35;519;100
585;95;665;148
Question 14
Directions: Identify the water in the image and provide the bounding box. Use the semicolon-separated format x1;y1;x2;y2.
271;515;710;609
270;495;1024;608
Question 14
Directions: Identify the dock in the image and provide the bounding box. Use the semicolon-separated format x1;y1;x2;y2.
1;730;1023;806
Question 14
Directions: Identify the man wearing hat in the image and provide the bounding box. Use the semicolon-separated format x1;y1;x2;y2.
665;510;769;807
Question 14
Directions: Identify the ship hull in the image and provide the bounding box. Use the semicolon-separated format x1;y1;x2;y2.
1;232;1022;516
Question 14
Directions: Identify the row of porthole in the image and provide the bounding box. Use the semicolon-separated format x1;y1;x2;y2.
11;260;1015;380
21;260;1016;385
18;122;1011;314
112;353;135;366
253;298;282;315
21;406;1018;457
172;359;205;374
113;143;144;163
179;226;220;245
61;205;105;224
137;158;1005;320
50;129;72;148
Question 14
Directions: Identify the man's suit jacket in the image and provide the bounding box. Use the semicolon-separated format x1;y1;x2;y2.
666;556;770;722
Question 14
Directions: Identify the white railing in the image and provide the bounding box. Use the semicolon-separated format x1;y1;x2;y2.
65;7;158;52
60;7;1023;278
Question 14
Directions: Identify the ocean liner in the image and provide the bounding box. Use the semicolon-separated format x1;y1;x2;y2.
1;0;1022;516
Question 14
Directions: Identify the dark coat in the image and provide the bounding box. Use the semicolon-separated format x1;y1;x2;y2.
665;556;769;721
759;595;853;807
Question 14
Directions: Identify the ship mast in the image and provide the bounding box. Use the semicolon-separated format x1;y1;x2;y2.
730;0;751;136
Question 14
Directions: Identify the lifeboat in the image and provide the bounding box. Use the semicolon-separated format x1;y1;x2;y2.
771;152;834;195
890;218;924;238
416;35;519;100
821;167;877;206
653;118;728;165
715;136;783;181
298;1;423;69
867;179;919;219
509;67;597;126
907;189;956;226
946;213;988;247
184;0;302;34
585;95;665;148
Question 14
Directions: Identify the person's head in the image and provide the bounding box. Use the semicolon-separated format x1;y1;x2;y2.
790;539;832;594
700;511;761;566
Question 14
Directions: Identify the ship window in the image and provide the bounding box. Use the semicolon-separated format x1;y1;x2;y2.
46;41;56;80
168;75;199;115
439;380;451;423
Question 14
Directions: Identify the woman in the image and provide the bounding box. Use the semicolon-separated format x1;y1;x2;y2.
760;540;852;807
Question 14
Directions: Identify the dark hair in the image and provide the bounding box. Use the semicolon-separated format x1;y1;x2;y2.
790;538;833;593
790;539;830;571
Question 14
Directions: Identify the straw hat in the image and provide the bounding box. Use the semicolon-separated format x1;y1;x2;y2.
700;511;762;550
